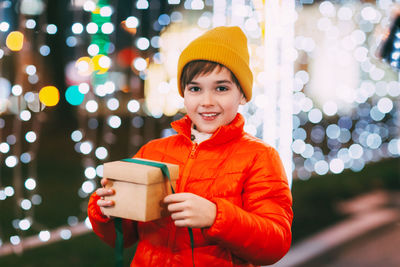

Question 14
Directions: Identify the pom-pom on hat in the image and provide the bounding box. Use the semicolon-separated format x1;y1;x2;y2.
177;26;253;101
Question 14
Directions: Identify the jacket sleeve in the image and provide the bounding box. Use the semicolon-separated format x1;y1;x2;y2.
87;192;138;248
87;145;151;247
203;147;293;265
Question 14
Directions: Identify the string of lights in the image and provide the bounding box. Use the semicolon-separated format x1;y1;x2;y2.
0;0;399;255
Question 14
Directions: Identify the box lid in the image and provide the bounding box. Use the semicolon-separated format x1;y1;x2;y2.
103;158;179;185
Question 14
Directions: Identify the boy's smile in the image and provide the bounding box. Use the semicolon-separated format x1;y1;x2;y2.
183;66;246;134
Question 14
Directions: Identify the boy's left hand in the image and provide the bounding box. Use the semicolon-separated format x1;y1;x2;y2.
164;193;216;228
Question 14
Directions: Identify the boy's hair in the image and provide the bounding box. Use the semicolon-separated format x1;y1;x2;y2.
177;26;253;101
180;60;243;94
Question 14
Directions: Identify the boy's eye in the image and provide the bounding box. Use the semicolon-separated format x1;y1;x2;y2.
216;86;228;92
188;86;201;92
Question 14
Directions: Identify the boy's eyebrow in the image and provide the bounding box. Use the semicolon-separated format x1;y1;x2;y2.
188;80;233;84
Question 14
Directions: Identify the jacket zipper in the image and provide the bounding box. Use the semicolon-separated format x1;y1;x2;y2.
178;142;198;192
168;142;198;265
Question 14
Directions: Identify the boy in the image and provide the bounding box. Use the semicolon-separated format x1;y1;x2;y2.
88;26;293;266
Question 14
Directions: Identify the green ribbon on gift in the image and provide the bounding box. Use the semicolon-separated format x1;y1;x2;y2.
112;158;195;267
114;217;124;267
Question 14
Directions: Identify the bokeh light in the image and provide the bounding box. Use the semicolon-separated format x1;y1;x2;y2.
6;31;24;51
66;85;85;106
39;86;60;106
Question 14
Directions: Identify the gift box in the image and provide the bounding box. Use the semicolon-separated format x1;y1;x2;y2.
101;158;179;222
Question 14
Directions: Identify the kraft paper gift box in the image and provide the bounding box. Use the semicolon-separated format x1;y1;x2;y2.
101;158;179;222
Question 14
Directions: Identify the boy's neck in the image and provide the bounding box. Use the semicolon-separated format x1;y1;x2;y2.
191;124;212;144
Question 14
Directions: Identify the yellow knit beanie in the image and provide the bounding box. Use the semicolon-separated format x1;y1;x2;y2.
177;26;253;101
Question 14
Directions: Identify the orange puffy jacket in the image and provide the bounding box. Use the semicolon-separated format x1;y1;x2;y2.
88;113;293;267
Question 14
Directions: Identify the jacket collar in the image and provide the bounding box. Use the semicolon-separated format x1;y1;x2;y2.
171;113;245;146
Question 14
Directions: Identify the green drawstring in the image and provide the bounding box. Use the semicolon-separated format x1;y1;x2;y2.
112;158;195;267
114;217;124;267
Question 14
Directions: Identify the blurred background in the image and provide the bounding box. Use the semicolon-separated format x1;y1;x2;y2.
0;0;399;266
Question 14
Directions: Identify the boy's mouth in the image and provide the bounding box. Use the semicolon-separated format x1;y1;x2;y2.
199;112;219;120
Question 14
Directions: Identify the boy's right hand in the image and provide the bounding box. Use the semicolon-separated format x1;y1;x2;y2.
96;178;115;208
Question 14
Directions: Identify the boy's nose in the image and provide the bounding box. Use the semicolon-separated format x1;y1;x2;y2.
200;91;214;106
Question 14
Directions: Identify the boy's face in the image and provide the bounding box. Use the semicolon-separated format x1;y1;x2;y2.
183;66;246;134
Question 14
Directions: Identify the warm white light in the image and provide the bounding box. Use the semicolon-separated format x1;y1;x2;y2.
60;229;72;240
71;130;83;142
95;147;108;160
127;100;140;113
137;37;150;50
87;44;99;56
80;141;93;154
107;115;121;129
319;1;336;17
85;100;98;113
99;55;111;69
106;98;119;111
39;231;51;242
83;0;96;12
388;139;400;155
349;144;363;159
191;0;204;10
100;6;113;17
292;139;306;154
19;219;31;231
315;160;329;175
46;24;57;34
12;85;23;96
84;167;96;179
96;165;104;177
104;81;116;94
338;6;353;20
72;23;84;34
136;0;149;9
86;22;98;34
323;101;338;116
25;131;37;143
330;158;344;174
126;16;139;28
77;60;90;72
326;124;340;139
5;156;18;168
308;108;322;123
377;97;393;114
0;142;10;153
26;19;36;29
133;57;147;71
82;181;95;193
10;235;21;245
25;178;36;190
366;133;381;149
361;6;377;21
79;83;90;94
26;65;37;75
101;22;114;34
21;199;32;210
5;186;14;197
20;110;32;121
0;22;10;32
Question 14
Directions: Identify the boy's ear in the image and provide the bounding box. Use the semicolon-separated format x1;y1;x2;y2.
240;94;247;105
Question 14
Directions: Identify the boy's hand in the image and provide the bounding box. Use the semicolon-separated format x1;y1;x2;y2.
164;193;216;228
96;178;115;208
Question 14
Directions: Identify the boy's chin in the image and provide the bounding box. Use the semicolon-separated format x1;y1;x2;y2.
196;124;219;134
